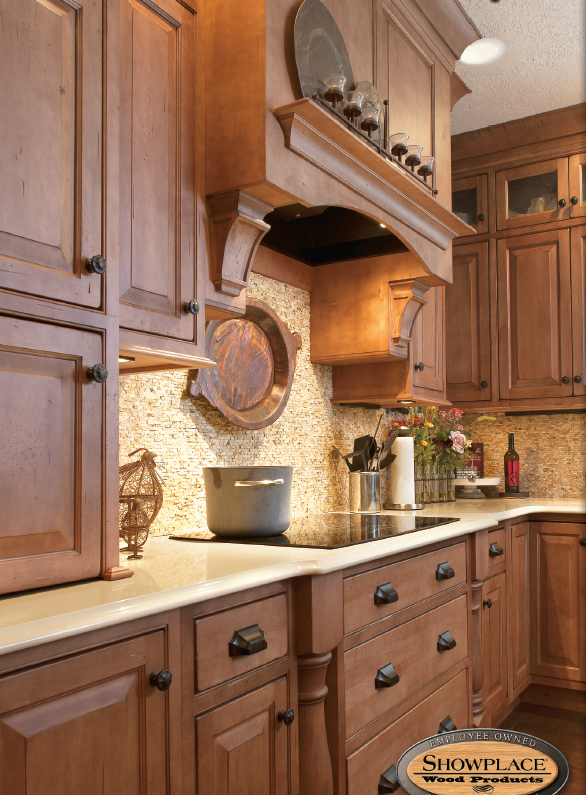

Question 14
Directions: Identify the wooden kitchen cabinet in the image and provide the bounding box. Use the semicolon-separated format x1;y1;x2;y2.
569;153;586;218
497;229;573;401
0;631;170;793
452;174;489;234
446;242;492;403
481;572;507;716
196;677;293;795
571;225;586;394
509;522;531;695
530;521;586;683
411;287;445;395
496;158;570;231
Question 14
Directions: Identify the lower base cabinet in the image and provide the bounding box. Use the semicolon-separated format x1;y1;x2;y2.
481;572;508;716
196;678;293;795
0;632;169;794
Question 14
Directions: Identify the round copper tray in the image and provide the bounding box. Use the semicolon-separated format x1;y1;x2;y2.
189;299;302;429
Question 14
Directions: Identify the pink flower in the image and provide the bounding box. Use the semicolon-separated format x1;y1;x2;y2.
450;431;466;454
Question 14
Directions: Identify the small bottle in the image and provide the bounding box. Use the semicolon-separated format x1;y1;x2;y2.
504;433;520;493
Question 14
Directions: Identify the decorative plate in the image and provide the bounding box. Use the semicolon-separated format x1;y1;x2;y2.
354;81;385;148
294;0;355;101
189;299;302;430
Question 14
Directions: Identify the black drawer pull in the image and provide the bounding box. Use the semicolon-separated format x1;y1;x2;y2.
277;708;295;726
150;669;172;691
489;541;504;557
374;582;399;605
437;630;457;651
375;662;400;689
379;764;400;793
483;598;493;608
228;624;267;656
436;561;455;581
438;715;457;733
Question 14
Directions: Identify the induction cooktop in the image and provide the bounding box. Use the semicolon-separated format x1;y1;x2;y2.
170;513;459;550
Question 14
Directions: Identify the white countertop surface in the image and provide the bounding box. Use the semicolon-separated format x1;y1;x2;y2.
0;498;583;657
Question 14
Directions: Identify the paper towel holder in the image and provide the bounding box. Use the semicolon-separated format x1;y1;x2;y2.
384;426;424;510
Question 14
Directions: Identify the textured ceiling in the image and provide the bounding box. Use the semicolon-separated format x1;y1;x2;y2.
451;0;586;135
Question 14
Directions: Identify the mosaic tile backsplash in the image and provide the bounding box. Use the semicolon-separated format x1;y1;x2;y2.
119;273;585;537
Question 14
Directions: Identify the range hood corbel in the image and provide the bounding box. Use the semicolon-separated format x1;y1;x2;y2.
389;279;430;358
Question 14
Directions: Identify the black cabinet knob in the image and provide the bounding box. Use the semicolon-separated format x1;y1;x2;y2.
184;300;199;315
86;255;106;274
481;380;488;389
150;669;172;691
477;213;485;222
575;375;582;383
562;376;570;384
579;538;586;547
438;715;457;733
489;542;504;557
436;561;455;581
379;764;400;793
374;582;399;605
570;196;579;205
415;361;424;371
229;624;267;656
375;662;400;689
559;198;567;207
483;598;493;608
87;364;108;383
277;708;295;726
437;630;457;652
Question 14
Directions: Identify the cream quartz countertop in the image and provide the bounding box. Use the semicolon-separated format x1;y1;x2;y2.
0;498;584;657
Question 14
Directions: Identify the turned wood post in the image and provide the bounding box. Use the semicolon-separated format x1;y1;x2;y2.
471;579;485;726
295;572;343;795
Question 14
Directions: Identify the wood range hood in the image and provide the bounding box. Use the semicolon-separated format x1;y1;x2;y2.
204;0;478;403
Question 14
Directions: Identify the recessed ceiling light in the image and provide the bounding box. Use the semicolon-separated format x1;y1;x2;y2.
397;399;415;405
459;38;506;66
119;355;136;363
380;223;386;228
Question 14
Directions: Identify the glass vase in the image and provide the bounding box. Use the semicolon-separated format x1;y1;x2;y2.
438;466;449;502
414;464;425;505
424;464;439;503
446;469;456;501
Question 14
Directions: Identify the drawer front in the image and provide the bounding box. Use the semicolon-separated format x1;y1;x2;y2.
488;526;506;570
344;542;467;635
347;669;469;795
194;593;288;691
345;594;467;737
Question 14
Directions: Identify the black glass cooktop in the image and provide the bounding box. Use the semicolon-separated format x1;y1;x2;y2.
170;514;459;550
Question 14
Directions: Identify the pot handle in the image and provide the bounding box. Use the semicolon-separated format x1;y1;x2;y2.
234;479;285;487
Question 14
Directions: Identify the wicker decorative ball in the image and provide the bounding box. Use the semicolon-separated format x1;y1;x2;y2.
119;448;164;555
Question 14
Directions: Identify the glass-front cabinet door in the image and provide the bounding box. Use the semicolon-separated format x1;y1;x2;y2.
496;158;569;230
569;153;586;219
452;174;488;235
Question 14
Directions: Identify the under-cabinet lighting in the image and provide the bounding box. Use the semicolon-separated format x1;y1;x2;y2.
119;355;136;363
397;399;415;405
459;38;506;66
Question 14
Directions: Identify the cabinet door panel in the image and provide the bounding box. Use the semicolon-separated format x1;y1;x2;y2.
447;243;491;402
498;230;573;399
571;226;586;394
482;573;507;715
510;522;530;692
530;522;586;682
118;0;197;341
496;158;569;231
0;632;167;794
0;0;103;308
196;678;291;795
0;316;103;594
568;153;586;219
412;286;444;394
452;174;488;234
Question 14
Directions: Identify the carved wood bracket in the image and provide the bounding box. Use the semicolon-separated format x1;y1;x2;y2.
207;190;273;297
388;278;429;357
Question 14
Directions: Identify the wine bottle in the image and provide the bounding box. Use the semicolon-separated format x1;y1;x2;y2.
504;432;520;493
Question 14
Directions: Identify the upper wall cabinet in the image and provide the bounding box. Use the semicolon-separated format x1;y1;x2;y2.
569;153;586;219
496;158;570;231
452;175;489;235
0;0;104;310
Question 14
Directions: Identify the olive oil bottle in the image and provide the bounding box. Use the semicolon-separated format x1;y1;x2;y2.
504;433;520;493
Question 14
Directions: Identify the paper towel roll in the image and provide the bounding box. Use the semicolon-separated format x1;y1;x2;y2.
390;437;416;505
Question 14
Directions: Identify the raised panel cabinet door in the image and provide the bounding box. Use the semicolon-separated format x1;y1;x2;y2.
510;522;530;693
0;632;168;794
118;0;198;341
568;153;586;219
481;572;507;716
496;157;570;231
412;286;445;394
446;242;491;403
0;0;104;309
497;230;573;400
0;315;104;594
530;522;586;682
452;174;489;235
196;677;292;795
570;226;586;395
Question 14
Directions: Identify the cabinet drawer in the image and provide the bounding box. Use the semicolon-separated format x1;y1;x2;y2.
346;669;469;795
488;526;506;570
194;594;288;691
345;595;467;737
344;542;467;635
